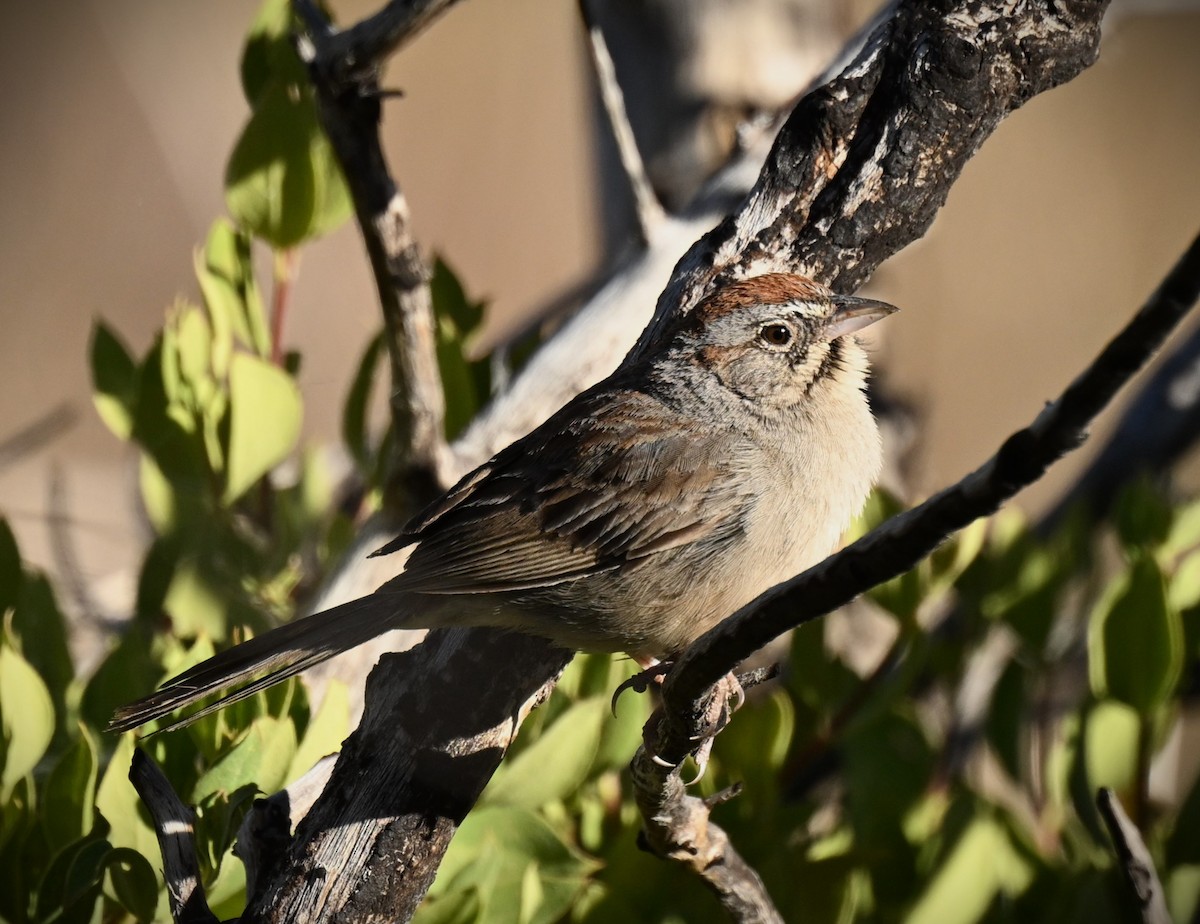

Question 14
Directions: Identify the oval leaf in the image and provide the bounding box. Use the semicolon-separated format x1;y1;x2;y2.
1088;556;1182;712
223;352;302;503
0;643;55;796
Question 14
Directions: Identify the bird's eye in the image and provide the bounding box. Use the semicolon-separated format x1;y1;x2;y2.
759;323;792;347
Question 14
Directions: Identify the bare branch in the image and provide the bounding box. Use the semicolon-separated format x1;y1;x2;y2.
1096;787;1171;924
578;0;666;247
634;0;1110;353
656;230;1200;766
295;0;449;507
0;402;75;470
1045;318;1200;527
631;755;783;924
321;0;462;83
127;749;220;924
243;630;571;921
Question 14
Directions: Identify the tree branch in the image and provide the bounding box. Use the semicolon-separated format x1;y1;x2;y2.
634;0;1110;353
578;0;666;247
226;0;1124;919
651;230;1200;766
295;0;449;507
1096;787;1171;924
128;749;220;924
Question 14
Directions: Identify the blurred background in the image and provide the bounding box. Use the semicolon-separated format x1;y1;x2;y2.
0;0;1198;616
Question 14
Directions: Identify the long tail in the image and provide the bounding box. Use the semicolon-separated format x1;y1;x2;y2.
108;595;394;735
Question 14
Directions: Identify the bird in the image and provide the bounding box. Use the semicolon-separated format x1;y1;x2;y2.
110;273;896;735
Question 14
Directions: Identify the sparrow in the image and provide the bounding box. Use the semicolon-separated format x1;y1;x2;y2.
110;273;895;734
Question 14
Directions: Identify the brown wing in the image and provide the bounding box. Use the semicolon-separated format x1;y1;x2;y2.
376;384;746;596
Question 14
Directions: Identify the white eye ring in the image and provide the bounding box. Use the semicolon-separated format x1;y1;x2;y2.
759;322;793;348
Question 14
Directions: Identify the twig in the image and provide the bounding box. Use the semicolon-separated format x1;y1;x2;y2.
0;402;75;470
294;0;449;508
631;755;784;924
320;0;463;86
1096;787;1171;924
269;249;298;367
657;231;1200;764
1044;317;1200;528
127;749;220;924
578;0;666;247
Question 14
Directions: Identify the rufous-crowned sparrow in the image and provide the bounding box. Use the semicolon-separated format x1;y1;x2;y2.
111;273;895;733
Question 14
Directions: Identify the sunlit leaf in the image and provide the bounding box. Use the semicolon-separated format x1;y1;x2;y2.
225;80;352;248
95;737;162;876
193;716;297;804
0;642;55;797
223;351;302;503
1084;699;1140;794
289;679;349;781
906;817;1033;924
482;697;606;810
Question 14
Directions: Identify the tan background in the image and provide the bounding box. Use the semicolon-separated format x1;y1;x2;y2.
0;1;1198;616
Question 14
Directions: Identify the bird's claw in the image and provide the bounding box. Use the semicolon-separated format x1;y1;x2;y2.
611;660;672;716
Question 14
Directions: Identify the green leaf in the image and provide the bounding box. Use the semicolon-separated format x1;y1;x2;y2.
239;0;307;106
10;571;73;723
843;707;933;849
79;623;160;733
43;726;99;849
91;321;140;440
482;697;607;810
985;660;1026;781
106;846;160;922
164;559;230;641
342;331;386;474
1168;865;1200;924
36;832;112;922
1083;699;1140;794
1088;556;1182;712
193;716;298;804
429;806;597;924
289;679;349;780
197;219;269;359
223;351;302;502
95;740;162;877
1164;496;1200;559
1169;549;1200;616
431;258;490;439
906;816;1033;924
1113;477;1173;552
0;642;56;797
225;81;352;248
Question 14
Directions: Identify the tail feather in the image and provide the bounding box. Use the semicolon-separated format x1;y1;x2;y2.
108;595;391;734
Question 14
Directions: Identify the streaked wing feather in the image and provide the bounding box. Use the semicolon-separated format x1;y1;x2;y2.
380;386;742;596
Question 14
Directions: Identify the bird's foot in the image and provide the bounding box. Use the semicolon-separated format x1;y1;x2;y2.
685;671;745;783
611;658;672;716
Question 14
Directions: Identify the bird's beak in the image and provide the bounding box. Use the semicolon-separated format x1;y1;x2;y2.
823;294;899;340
